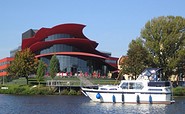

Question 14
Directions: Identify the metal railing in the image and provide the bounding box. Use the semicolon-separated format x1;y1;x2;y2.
46;80;80;87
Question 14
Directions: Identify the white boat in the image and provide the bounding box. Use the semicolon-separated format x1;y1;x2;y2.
81;68;175;104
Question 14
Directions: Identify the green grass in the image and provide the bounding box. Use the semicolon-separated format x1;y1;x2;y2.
89;78;119;85
7;77;27;85
4;76;118;86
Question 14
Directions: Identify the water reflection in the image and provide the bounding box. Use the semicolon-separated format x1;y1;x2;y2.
0;95;185;114
82;102;168;114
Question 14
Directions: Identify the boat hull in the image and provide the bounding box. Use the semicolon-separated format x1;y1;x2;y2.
82;88;174;104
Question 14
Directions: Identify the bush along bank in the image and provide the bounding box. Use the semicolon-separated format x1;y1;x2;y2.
173;87;185;96
59;89;82;95
0;85;54;95
0;85;82;95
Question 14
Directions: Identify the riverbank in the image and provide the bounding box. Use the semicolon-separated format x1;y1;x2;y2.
0;76;118;95
0;84;83;95
0;84;185;96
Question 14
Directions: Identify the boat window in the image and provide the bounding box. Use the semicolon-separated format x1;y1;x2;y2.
135;82;144;90
109;88;117;90
165;88;171;92
120;82;128;89
100;88;107;90
129;82;135;89
148;89;162;91
148;81;170;87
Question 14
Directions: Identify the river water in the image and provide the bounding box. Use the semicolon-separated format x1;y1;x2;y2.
0;94;185;114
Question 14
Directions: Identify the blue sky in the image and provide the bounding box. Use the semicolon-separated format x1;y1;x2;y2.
0;0;185;59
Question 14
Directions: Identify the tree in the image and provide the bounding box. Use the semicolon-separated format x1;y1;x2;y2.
7;48;38;84
36;60;46;87
49;55;60;79
141;16;185;80
120;38;149;79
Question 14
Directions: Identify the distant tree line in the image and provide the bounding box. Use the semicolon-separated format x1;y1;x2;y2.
120;16;185;81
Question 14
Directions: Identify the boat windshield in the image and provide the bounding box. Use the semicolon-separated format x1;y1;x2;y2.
141;69;152;77
137;68;162;81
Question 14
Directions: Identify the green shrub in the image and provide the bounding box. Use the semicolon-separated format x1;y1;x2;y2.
61;89;69;95
0;85;54;95
68;89;77;95
29;87;54;95
22;89;31;95
13;87;26;94
173;87;185;96
77;90;82;95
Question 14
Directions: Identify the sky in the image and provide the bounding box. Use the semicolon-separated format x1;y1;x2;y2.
0;0;185;59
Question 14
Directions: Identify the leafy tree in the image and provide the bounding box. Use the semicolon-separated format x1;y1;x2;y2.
36;60;46;87
120;38;149;79
49;55;60;79
7;48;38;84
141;16;185;80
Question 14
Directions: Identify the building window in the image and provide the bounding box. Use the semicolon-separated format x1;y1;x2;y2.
38;44;80;55
44;34;74;41
105;60;117;64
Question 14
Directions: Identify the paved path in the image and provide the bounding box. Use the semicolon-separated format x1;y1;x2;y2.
77;76;94;86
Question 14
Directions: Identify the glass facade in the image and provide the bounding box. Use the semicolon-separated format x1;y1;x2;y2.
105;59;117;64
56;55;88;73
10;46;21;57
36;33;80;55
37;44;80;55
40;54;109;76
44;34;73;41
38;33;96;74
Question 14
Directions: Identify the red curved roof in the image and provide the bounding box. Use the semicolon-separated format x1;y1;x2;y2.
30;38;98;53
22;23;88;49
22;23;109;57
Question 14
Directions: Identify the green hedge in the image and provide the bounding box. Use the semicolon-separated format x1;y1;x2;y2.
0;85;54;95
60;89;82;95
173;87;185;96
0;85;82;95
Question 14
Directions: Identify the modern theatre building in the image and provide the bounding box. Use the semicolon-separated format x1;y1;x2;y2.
22;23;118;76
